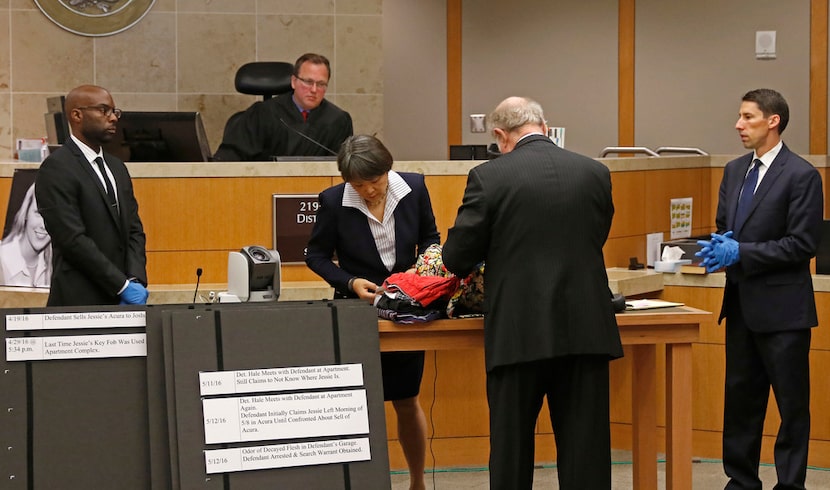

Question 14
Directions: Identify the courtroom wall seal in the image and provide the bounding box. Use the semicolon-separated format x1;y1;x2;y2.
35;0;156;37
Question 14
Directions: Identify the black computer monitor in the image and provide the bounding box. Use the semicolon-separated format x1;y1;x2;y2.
102;111;211;162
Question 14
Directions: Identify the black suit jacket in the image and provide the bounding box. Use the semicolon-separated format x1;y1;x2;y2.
716;143;823;331
442;135;623;372
35;139;147;306
305;172;439;296
214;92;353;161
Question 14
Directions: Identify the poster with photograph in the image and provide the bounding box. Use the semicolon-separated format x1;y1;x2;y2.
1;169;52;287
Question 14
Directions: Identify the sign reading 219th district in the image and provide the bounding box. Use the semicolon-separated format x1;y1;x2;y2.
272;195;319;264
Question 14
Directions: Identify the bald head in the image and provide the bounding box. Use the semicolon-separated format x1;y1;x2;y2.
487;96;547;154
64;85;118;151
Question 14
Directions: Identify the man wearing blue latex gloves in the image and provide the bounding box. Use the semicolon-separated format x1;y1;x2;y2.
708;89;823;490
696;231;739;272
36;85;148;307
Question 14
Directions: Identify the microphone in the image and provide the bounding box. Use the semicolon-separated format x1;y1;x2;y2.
278;117;337;156
193;267;203;303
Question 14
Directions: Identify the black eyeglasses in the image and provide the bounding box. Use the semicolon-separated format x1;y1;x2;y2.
77;105;123;118
294;76;329;90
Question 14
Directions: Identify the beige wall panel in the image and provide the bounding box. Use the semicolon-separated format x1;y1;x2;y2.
10;10;92;93
0;10;8;92
336;15;383;95
338;94;383;141
178;93;255;156
176;14;256;94
337;0;382;15
636;0;810;155
177;0;256;13
258;0;333;15
12;93;53;143
0;94;9;160
1;1;380;162
114;93;178;112
95;13;176;93
381;0;447;161
256;14;335;69
460;0;619;158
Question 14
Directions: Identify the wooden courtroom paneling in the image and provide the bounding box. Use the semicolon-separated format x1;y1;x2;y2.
604;235;647;269
809;350;830;441
424;174;467;241
643;168;711;232
659;285;830;464
609;170;646;239
132;176;335;250
132;176;335;284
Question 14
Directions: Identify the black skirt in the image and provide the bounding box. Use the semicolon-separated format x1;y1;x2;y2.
380;350;425;400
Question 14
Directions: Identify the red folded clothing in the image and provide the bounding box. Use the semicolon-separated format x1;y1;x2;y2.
382;272;461;307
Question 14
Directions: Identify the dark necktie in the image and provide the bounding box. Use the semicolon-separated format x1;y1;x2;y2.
94;157;118;210
301;110;309;122
733;159;760;238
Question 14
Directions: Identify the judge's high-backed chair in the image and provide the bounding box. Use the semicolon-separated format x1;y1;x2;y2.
219;61;295;147
234;61;294;100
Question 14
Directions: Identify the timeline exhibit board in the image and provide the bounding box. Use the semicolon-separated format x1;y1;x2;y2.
1;300;390;489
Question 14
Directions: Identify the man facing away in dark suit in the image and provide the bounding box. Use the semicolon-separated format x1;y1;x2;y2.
442;96;623;490
36;85;149;307
697;88;823;490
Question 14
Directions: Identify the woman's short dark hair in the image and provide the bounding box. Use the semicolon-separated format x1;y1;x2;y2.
337;135;394;182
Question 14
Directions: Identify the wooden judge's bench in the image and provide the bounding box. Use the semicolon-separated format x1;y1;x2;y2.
2;156;830;481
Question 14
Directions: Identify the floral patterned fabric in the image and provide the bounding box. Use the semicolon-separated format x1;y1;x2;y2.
415;244;485;318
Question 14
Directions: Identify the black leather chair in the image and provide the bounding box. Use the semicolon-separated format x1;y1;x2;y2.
234;61;294;100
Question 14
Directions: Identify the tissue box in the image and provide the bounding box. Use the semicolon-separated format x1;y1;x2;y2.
660;237;708;265
654;259;692;272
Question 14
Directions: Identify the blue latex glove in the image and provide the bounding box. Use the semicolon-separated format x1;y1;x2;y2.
711;233;740;269
696;231;736;272
120;281;149;305
695;234;718;266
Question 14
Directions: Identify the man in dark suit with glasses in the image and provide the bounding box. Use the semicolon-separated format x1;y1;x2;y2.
36;84;148;307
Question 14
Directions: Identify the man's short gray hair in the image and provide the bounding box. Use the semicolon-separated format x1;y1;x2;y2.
487;97;546;132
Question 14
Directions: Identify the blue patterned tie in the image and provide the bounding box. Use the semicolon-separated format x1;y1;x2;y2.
733;159;760;239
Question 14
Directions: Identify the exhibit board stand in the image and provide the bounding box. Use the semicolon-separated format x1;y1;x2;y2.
2;300;390;489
